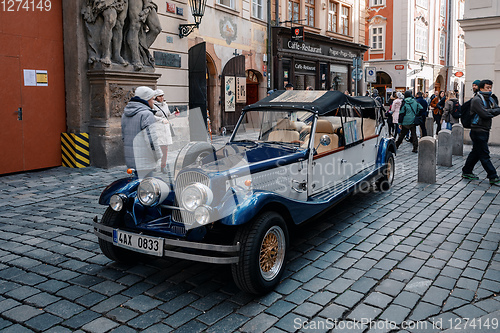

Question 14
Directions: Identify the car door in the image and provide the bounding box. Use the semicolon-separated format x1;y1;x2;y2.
309;116;345;195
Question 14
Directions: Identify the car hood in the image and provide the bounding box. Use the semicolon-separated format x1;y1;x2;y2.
197;143;308;176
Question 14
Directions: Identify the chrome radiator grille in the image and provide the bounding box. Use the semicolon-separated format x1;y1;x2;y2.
172;171;210;225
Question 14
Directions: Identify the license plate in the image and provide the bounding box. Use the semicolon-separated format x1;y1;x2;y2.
113;230;164;257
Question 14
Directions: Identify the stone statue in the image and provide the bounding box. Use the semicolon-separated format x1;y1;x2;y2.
82;0;161;71
127;0;161;70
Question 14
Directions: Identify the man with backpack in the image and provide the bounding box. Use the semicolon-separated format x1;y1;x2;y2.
462;79;500;185
441;91;461;130
415;92;428;137
396;90;423;153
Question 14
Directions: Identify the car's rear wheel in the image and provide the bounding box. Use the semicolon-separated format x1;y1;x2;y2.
98;208;141;263
231;211;288;294
376;151;395;191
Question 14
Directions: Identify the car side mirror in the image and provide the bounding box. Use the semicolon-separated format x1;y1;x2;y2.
319;135;331;146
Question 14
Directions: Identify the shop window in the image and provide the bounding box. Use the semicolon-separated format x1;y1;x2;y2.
328;2;337;32
218;0;235;9
252;0;263;20
340;6;350;36
320;63;328;90
283;60;291;89
288;0;300;22
370;26;384;51
330;64;347;92
305;0;315;27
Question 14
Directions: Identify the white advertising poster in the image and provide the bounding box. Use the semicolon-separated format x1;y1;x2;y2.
225;76;235;112
236;77;246;103
24;69;36;86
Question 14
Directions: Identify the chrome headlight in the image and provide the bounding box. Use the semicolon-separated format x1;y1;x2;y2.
137;178;170;206
109;194;127;211
194;205;211;225
180;183;213;212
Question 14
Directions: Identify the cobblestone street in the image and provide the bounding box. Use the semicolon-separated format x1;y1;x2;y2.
0;144;499;332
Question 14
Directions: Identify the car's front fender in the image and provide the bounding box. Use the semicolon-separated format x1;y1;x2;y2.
376;137;396;165
99;177;140;205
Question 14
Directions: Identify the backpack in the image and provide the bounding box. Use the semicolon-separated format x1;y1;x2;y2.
460;99;472;128
450;100;461;118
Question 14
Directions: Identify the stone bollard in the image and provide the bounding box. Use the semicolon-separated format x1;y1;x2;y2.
437;129;452;167
425;117;434;137
418;136;436;183
452;123;464;156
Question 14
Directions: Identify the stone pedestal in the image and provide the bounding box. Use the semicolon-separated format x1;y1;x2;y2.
418;136;436;183
425;117;434;137
87;70;161;168
452;123;464;156
437;129;453;167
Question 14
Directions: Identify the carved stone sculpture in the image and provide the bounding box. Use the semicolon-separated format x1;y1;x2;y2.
82;0;161;71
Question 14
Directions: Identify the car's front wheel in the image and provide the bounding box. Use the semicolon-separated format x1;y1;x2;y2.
231;211;288;294
98;208;141;263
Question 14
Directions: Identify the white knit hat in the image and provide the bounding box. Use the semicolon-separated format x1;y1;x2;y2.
134;86;156;101
155;89;164;97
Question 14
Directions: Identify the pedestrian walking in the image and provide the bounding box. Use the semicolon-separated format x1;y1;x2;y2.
153;89;178;173
390;92;404;138
462;79;500;184
415;91;428;137
121;86;161;179
441;91;461;130
396;90;422;153
430;91;445;134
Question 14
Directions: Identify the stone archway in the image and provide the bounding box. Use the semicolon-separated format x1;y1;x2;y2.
373;71;393;104
435;75;444;93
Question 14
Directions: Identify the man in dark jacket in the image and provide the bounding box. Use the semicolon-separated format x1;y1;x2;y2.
415;92;428;137
122;86;162;178
462;80;500;184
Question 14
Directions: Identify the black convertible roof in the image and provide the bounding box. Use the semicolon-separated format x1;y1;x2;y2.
243;90;381;116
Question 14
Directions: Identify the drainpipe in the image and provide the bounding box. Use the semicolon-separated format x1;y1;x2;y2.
267;0;272;89
446;0;452;91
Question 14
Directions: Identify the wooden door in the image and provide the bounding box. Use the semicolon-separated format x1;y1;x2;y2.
0;3;66;174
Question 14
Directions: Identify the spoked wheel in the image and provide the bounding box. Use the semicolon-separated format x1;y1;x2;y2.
376;151;395;191
232;211;289;294
98;208;141;263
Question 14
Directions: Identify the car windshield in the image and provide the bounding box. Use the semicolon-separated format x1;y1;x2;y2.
232;110;314;149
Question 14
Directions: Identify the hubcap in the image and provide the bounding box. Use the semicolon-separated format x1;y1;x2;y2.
259;226;285;281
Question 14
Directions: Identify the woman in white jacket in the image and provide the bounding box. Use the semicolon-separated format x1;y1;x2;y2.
153;89;174;173
391;92;404;139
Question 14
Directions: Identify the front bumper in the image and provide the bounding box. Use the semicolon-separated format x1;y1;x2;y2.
93;217;240;264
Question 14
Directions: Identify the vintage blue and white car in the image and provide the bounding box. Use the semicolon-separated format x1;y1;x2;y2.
93;90;396;294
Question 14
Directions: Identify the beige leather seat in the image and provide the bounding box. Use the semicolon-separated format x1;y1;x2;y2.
363;118;377;138
268;119;299;142
304;119;339;154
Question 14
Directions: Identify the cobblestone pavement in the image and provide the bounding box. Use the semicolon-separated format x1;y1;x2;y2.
0;143;499;333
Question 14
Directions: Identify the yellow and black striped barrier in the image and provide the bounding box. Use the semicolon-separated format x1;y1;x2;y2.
61;133;90;168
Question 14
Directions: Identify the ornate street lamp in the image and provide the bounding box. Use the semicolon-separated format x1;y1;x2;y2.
179;0;207;38
419;55;425;71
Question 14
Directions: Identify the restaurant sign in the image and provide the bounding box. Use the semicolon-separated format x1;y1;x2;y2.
285;41;358;60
